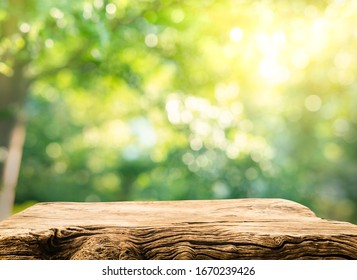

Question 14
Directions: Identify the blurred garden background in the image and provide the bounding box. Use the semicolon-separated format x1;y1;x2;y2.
1;0;357;223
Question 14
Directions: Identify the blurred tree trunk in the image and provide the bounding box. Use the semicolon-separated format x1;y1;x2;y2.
0;66;28;220
0;0;29;220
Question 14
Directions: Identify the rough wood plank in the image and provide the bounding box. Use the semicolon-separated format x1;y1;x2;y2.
0;198;357;259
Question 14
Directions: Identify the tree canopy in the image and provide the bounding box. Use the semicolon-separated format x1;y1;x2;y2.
1;0;357;223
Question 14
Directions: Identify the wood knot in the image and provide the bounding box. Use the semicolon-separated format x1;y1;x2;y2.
70;234;142;260
173;244;196;259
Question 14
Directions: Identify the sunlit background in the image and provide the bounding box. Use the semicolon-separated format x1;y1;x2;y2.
1;0;357;223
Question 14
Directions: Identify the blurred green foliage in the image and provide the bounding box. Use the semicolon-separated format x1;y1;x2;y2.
1;0;357;223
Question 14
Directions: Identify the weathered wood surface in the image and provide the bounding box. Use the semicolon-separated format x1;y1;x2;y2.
0;198;357;260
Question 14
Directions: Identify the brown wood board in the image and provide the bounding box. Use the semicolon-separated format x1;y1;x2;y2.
0;198;357;259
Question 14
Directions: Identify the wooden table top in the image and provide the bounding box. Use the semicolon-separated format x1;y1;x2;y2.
1;198;357;259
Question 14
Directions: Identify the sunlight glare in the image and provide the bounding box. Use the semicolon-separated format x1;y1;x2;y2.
334;51;352;69
229;27;243;43
215;83;240;102
272;31;286;46
292;50;310;69
259;58;290;84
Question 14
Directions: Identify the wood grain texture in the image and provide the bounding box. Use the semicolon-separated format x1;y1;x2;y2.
0;198;357;259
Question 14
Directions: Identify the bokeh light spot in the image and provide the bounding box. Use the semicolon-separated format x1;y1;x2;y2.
245;167;258;181
106;3;117;15
229;27;244;43
145;33;158;48
46;143;62;159
305;95;322;112
212;181;230;198
50;7;64;19
19;22;31;33
324;143;342;161
171;9;185;23
333;119;350;137
45;39;54;48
